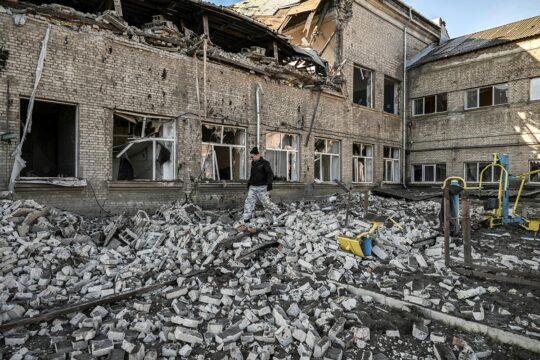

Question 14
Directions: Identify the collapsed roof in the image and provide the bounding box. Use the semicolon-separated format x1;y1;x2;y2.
2;0;330;83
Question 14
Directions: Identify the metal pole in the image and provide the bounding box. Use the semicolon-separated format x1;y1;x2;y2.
363;190;369;218
345;190;351;226
462;192;472;266
443;188;450;267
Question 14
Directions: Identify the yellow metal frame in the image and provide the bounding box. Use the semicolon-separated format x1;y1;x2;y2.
477;153;540;231
337;217;402;257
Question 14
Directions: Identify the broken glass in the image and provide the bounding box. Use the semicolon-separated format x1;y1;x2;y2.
353;66;372;107
266;133;281;149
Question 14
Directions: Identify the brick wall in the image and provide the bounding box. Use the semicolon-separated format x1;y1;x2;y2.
0;7;434;214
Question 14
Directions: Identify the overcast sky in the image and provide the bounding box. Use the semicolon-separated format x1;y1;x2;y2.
208;0;540;38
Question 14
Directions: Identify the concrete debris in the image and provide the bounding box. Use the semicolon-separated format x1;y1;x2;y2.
0;195;537;358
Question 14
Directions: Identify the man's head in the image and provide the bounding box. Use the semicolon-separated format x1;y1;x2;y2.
249;147;261;161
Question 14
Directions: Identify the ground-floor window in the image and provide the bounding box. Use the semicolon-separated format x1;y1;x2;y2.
112;111;176;181
314;138;340;182
20;99;78;178
383;146;400;182
352;143;373;183
201;124;246;181
530;160;540;183
464;162;500;183
412;163;446;183
265;132;299;181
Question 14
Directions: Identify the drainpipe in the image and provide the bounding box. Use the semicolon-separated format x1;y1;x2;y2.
401;9;412;189
255;83;264;149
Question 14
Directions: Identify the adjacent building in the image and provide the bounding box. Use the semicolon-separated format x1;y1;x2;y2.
407;15;540;186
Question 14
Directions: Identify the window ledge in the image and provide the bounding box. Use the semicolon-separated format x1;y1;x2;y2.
108;180;183;191
351;103;378;113
15;178;87;191
196;182;247;190
411;111;448;119
464;103;509;112
383;113;401;120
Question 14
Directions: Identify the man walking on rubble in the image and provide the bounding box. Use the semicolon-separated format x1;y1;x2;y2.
239;147;280;231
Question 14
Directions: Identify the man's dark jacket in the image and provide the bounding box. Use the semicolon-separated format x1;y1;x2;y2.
248;158;274;191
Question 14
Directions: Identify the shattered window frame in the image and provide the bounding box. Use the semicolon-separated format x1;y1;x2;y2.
464;162;500;183
412;93;447;116
314;137;341;183
383;146;400;183
113;112;177;181
383;76;400;115
464;83;508;110
353;65;373;108
531;77;540;101
201;124;247;181
265;132;300;182
529;160;540;184
19;98;79;179
411;163;446;183
352;143;373;183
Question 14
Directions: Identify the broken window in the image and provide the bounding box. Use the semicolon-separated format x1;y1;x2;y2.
464;162;499;183
412;94;447;116
530;160;540;183
112;112;176;181
201;124;246;181
412;164;446;183
465;83;508;109
531;77;540;101
383;146;400;183
314;138;340;182
19;99;77;178
265;132;299;182
384;77;400;115
352;143;373;183
353;66;373;107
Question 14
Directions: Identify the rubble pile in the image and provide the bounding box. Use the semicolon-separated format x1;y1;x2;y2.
0;196;539;359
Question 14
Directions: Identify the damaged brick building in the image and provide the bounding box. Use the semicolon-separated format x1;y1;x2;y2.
0;0;538;214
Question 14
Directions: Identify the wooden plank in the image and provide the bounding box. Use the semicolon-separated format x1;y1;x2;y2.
0;270;205;332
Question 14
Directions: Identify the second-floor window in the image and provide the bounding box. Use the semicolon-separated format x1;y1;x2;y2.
412;93;447;116
353;66;373;107
465;83;508;110
384;76;400;115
